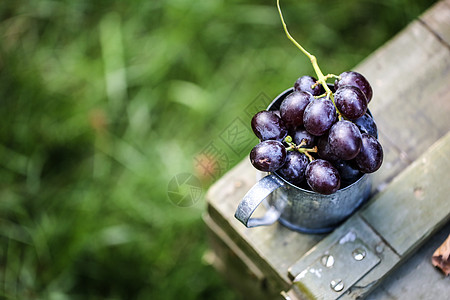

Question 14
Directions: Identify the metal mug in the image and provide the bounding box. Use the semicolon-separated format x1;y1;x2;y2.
234;88;372;234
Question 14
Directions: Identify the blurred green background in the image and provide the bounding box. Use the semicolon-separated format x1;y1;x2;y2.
0;0;436;299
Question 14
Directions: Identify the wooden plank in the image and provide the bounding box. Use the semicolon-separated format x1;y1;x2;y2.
367;221;450;300
205;1;450;298
361;133;450;257
288;132;450;299
355;0;450;191
419;0;450;45
203;214;279;300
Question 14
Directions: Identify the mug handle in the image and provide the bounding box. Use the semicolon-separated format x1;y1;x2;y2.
234;174;286;228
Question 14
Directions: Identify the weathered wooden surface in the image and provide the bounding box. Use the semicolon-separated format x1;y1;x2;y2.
420;0;450;44
356;0;450;191
205;1;450;299
368;222;450;300
203;213;274;299
361;135;450;258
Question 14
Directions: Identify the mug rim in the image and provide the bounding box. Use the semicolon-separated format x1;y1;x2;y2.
266;87;369;195
272;170;368;194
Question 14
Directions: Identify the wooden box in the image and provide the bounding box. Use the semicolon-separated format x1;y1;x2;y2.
204;1;450;299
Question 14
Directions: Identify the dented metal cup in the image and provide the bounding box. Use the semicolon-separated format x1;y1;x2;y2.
234;88;372;233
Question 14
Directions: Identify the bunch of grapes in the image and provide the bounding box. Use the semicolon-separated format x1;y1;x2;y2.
250;72;383;195
248;1;383;195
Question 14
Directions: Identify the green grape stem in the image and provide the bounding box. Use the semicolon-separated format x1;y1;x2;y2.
284;136;317;162
303;147;317;162
276;0;343;120
314;92;327;99
311;74;341;90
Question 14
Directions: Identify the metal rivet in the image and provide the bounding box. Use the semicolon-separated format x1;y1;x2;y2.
321;254;335;268
352;248;366;261
330;279;344;292
375;242;385;254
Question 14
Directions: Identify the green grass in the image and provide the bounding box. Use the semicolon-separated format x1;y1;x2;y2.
0;0;436;299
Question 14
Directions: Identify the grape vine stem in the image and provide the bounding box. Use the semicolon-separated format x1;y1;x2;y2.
276;0;343;120
284;136;317;162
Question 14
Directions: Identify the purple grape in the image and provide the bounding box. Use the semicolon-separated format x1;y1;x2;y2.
294;75;324;96
354;133;383;173
277;151;309;185
251;111;288;141
328;120;362;160
335;71;373;102
280;91;313;129
303;98;337;136
333;159;361;186
354;113;378;138
317;133;338;161
305;159;341;195
250;140;287;172
334;86;368;120
291;127;316;148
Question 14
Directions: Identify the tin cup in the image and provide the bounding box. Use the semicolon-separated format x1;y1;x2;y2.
234;88;372;233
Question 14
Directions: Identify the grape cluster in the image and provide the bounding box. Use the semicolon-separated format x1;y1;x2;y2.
249;71;383;195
